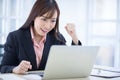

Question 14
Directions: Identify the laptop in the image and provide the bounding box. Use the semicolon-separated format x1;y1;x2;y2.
42;45;99;79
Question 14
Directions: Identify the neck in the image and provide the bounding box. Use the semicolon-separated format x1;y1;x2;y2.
32;27;43;43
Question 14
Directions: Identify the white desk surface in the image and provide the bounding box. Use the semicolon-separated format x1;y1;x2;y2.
0;73;120;80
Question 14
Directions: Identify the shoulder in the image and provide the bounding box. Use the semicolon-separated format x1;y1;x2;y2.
56;33;66;45
57;33;66;41
48;32;66;44
6;28;30;44
8;28;30;38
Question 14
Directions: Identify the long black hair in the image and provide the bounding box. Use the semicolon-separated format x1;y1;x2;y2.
20;0;65;43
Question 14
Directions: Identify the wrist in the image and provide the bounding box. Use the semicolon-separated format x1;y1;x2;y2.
72;36;79;45
12;66;18;74
12;67;16;73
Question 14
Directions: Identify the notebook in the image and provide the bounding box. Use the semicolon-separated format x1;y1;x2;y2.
91;65;120;78
42;45;99;79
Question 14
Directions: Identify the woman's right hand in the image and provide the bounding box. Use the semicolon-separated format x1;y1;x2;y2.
12;60;32;74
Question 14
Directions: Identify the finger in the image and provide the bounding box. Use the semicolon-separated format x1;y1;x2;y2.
19;61;31;72
19;64;29;72
67;24;73;31
24;61;32;69
65;26;67;29
18;69;26;74
67;27;73;32
65;26;68;31
22;60;31;65
21;60;32;69
29;65;32;69
14;66;27;74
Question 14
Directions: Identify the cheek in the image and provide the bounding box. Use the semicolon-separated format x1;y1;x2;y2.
34;17;43;26
34;22;41;31
34;21;43;31
50;24;56;30
34;25;40;32
34;26;39;34
35;20;41;27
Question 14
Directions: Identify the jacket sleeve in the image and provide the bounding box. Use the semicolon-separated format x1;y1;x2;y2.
57;33;66;45
0;32;18;73
72;40;82;45
57;33;82;45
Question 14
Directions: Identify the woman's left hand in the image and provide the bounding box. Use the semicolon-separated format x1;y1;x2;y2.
65;23;79;45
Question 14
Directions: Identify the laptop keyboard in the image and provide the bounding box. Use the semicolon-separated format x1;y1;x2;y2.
26;70;44;77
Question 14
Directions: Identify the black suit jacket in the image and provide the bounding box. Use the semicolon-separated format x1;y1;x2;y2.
0;28;82;73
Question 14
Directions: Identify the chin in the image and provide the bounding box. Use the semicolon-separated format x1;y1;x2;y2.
39;32;47;36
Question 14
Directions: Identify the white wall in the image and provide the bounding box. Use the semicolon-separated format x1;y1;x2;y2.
57;0;88;45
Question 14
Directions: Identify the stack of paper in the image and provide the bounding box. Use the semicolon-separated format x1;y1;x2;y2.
91;68;120;78
0;74;25;80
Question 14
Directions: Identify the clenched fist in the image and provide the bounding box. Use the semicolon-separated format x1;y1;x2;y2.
12;60;32;74
65;23;79;44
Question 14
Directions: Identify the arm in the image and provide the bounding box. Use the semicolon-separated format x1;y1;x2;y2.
0;32;32;74
0;32;18;73
65;23;82;45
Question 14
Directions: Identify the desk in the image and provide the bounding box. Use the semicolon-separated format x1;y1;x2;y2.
0;73;120;80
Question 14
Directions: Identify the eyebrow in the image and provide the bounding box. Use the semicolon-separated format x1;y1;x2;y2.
42;16;57;19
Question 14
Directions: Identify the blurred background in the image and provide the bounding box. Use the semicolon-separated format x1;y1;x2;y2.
0;0;120;68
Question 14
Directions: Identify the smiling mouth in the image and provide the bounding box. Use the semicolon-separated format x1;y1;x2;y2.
41;28;48;33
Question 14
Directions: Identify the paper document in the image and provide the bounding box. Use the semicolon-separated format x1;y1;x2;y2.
0;74;25;80
94;65;120;73
91;68;120;78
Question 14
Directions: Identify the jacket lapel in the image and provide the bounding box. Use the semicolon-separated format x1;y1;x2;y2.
21;29;37;69
38;33;53;69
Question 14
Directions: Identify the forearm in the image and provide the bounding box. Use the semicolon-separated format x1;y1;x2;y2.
0;65;15;73
71;34;79;45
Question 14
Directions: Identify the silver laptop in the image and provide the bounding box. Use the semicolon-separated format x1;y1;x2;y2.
42;45;99;79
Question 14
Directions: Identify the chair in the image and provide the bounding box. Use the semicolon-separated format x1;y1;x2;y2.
0;44;4;64
0;44;4;73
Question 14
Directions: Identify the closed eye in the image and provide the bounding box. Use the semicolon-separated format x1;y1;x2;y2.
41;18;47;21
51;20;56;23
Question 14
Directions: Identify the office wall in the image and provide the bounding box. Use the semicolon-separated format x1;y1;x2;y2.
57;0;88;45
57;0;120;67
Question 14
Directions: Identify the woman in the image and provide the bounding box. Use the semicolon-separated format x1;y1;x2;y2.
0;0;82;74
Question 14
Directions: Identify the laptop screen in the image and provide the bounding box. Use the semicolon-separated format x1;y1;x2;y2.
43;46;99;79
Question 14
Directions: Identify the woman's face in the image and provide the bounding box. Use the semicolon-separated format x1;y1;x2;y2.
34;11;57;37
